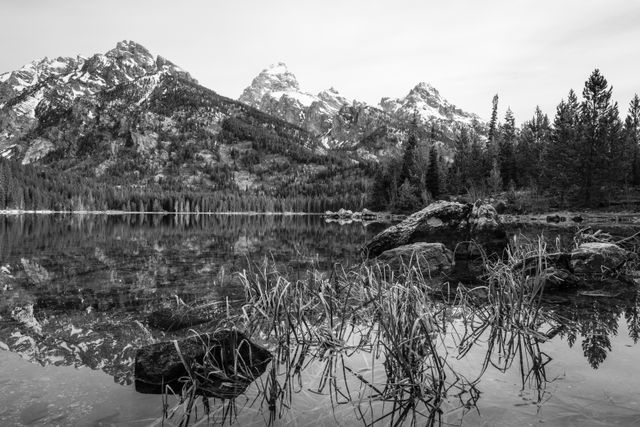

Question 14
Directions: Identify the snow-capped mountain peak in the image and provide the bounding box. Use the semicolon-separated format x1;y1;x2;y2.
380;82;480;125
0;40;196;156
238;65;484;155
264;62;292;77
239;62;305;105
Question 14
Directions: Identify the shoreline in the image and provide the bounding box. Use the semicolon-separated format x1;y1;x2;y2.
0;209;325;216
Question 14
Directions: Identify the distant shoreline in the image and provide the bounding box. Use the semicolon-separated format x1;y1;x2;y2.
0;209;323;216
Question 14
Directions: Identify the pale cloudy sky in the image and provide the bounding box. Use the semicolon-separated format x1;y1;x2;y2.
2;0;639;122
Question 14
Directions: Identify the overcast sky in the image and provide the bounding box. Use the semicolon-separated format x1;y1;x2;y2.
2;0;639;122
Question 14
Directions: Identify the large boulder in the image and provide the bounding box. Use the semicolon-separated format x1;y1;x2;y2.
377;242;454;276
364;200;505;258
134;330;272;398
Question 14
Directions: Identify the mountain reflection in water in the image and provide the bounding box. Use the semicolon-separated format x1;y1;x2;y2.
0;214;639;426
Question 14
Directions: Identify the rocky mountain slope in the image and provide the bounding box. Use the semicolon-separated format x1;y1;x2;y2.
239;63;484;155
0;41;193;160
0;41;485;211
0;42;370;209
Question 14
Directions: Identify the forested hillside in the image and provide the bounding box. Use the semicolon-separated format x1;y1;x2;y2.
1;74;373;212
369;69;640;211
1;40;637;213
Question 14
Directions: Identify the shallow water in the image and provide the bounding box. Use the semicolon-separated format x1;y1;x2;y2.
1;213;640;426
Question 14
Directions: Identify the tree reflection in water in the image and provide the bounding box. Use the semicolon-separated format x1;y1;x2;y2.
2;215;640;425
543;288;640;369
203;279;640;426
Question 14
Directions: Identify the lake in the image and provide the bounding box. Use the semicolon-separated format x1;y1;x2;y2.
1;213;640;426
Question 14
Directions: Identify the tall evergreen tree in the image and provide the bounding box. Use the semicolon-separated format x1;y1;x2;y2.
468;133;486;187
400;116;420;186
488;94;499;145
543;91;580;203
518;106;551;187
498;108;517;188
485;94;499;164
397;179;421;212
426;145;440;198
578;69;622;205
487;159;503;194
624;94;640;185
449;127;471;193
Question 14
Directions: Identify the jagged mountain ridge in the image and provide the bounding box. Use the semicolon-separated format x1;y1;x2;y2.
239;63;354;147
0;41;483;210
0;41;194;158
238;63;484;153
0;41;370;204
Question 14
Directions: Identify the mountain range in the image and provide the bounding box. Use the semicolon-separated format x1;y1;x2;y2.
0;40;485;209
239;62;482;152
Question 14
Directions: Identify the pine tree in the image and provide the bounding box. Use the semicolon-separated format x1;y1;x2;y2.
487;94;499;161
488;94;499;144
425;145;440;199
519;106;551;188
578;69;622;205
400;121;419;186
449;127;471;193
624;94;640;185
498;108;517;188
396;179;421;212
369;168;392;211
543;91;580;203
487;159;503;194
468;134;486;187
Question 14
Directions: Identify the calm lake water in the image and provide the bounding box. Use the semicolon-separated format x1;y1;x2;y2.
1;213;640;426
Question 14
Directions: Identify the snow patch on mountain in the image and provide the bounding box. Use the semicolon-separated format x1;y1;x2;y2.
0;40;195;121
380;82;480;126
270;90;317;107
14;89;45;118
239;64;482;157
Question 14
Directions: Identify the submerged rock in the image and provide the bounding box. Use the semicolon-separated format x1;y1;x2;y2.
569;242;635;275
469;201;502;233
377;242;454;276
517;242;636;291
134;330;272;397
147;304;221;332
364;200;505;258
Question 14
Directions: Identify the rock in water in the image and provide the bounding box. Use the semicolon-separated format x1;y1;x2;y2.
469;201;502;233
546;214;566;223
147;305;221;332
134;330;272;398
364;201;471;258
570;242;635;275
364;200;505;258
515;242;636;291
377;242;454;276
